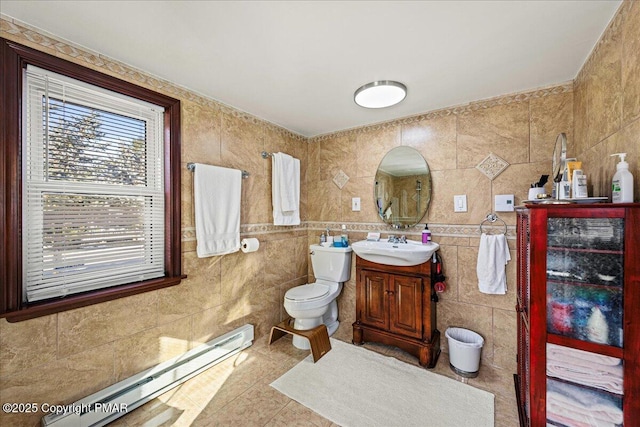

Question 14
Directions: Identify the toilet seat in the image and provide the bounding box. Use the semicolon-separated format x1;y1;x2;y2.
285;283;329;302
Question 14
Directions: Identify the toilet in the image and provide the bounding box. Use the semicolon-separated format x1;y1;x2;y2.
284;244;352;350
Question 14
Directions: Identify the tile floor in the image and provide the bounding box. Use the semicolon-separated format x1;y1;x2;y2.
112;326;520;427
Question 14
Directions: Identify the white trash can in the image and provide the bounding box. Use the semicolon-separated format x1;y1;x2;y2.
445;327;484;378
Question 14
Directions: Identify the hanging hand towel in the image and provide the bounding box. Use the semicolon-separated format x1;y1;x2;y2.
194;163;242;257
272;152;300;225
477;233;511;294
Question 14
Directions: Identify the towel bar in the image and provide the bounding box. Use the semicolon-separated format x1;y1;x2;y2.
186;162;249;179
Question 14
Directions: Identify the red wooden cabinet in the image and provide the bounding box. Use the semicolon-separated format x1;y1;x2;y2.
516;204;640;427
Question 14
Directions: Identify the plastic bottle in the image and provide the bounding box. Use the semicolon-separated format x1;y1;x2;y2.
611;153;634;203
340;224;349;246
319;232;326;245
422;224;431;244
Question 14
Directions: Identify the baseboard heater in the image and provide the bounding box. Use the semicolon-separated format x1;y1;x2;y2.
42;324;254;427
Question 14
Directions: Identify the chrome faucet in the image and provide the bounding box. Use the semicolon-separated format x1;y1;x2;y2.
387;235;407;244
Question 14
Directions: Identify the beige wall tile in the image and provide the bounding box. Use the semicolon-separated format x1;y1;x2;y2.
114;316;192;381
264;238;297;288
221;112;265;176
242;173;272;224
622;1;640;124
57;292;158;357
220;248;266;304
307;180;341;221
401;115;457;171
191;301;246;346
493;309;517;372
182;163;195;228
457;102;530;168
181;100;221;164
530;91;573;163
0;344;114;427
457;246;517;312
0;315;57;378
355;125;401;178
573;73;589;157
340;176;378;223
428;169;492;225
586;17;623;148
320;133;358;182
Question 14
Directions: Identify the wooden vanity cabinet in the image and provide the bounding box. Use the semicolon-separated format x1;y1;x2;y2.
353;257;440;368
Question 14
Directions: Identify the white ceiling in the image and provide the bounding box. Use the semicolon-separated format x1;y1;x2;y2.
1;1;621;137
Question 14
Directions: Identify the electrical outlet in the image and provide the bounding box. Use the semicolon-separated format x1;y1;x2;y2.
454;195;467;212
352;197;361;211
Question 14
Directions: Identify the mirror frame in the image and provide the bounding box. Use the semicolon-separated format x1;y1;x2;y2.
374;146;431;228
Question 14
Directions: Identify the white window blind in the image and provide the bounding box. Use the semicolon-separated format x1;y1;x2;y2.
23;65;165;302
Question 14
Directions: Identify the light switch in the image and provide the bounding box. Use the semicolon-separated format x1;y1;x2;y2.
495;194;515;212
352;197;361;211
454;195;467;212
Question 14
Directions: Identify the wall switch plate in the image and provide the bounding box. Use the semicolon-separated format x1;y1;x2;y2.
352;197;361;211
495;194;515;212
454;195;467;212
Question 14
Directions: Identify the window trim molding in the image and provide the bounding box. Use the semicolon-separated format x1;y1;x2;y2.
1;37;183;322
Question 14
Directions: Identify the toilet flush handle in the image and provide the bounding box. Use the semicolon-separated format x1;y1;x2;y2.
310;251;314;255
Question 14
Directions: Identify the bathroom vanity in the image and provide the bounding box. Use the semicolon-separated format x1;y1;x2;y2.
515;204;640;427
352;256;440;368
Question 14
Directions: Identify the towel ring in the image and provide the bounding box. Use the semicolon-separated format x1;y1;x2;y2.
480;213;507;235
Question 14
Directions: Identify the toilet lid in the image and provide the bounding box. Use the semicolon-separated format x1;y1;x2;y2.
285;283;330;301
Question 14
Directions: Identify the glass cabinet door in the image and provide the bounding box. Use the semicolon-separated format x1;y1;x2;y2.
546;218;624;347
545;217;625;426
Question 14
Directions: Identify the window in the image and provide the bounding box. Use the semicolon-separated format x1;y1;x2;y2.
1;38;182;321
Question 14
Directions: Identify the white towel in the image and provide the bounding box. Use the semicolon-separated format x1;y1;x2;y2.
477;233;510;294
272;152;300;225
194;163;241;257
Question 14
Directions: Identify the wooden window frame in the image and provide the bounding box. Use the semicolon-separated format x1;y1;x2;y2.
0;38;183;322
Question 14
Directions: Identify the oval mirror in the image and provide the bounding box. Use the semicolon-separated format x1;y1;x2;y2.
374;146;431;227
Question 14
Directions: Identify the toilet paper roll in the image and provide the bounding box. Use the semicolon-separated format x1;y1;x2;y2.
240;238;260;253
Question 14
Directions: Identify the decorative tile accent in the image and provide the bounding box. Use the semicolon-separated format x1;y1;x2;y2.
332;170;349;189
305;221;516;239
476;152;509;180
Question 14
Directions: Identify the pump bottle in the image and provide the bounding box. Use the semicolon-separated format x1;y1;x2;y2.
422;224;431;244
611;153;634;203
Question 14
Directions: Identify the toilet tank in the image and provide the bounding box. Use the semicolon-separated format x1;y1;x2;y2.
310;244;352;282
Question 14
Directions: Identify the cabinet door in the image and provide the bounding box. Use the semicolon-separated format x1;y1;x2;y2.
389;275;423;339
360;270;388;329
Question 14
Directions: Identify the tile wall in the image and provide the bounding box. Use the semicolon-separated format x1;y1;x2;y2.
574;1;640;198
1;1;638;425
0;17;310;427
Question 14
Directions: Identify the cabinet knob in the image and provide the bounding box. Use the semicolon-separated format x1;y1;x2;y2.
385;290;395;295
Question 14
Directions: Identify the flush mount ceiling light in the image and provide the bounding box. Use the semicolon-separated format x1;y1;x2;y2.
354;80;407;109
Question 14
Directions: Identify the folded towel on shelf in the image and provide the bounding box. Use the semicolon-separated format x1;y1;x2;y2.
272;152;300;225
194;163;242;257
547;342;621;366
477;233;510;294
546;343;623;395
546;379;623;426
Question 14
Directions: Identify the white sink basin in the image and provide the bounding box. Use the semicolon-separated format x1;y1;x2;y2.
351;239;439;267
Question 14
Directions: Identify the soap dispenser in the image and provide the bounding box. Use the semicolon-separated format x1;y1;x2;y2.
611;153;634;203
